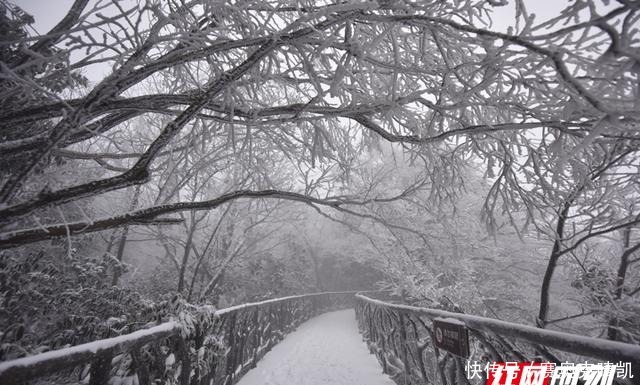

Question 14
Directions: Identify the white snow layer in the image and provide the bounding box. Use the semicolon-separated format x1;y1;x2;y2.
236;309;396;385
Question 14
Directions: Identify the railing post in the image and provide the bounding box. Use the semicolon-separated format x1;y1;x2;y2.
89;351;113;385
251;307;260;368
173;335;191;385
398;312;411;385
278;301;285;335
266;303;276;350
237;314;247;377
131;348;150;385
430;336;448;385
224;312;238;385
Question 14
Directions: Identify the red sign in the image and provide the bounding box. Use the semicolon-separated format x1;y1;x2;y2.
487;362;555;385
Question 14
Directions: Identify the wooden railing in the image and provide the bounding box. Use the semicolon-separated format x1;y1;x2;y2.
6;290;637;385
355;293;640;385
0;291;358;385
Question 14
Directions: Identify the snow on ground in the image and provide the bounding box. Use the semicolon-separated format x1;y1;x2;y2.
236;309;396;385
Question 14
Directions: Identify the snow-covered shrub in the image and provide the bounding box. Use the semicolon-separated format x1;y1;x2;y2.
0;250;166;360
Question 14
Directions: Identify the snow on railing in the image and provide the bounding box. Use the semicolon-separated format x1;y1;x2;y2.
355;293;640;385
0;291;359;385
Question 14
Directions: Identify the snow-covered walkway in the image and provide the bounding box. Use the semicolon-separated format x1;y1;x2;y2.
236;309;396;385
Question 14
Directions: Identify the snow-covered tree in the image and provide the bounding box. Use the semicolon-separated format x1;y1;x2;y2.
1;0;640;344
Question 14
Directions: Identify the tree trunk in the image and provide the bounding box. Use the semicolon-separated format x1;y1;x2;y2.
112;185;141;286
537;202;570;327
199;267;226;302
111;226;131;286
306;245;324;291
607;227;637;341
177;211;197;294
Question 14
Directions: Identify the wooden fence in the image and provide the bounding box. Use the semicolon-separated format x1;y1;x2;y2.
0;291;357;385
4;290;639;385
355;293;640;385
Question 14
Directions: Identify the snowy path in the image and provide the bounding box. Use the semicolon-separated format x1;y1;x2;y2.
236;309;396;385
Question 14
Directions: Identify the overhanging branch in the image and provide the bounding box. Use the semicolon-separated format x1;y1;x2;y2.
0;187;419;249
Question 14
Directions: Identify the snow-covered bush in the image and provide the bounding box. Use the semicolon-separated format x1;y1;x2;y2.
0;249;165;360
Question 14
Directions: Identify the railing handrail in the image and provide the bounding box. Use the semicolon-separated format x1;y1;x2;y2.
0;322;180;380
215;290;364;315
0;290;367;382
356;293;640;364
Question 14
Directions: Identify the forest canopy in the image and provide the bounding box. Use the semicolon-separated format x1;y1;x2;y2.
0;0;639;358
